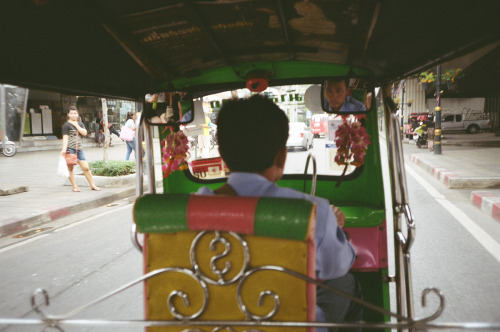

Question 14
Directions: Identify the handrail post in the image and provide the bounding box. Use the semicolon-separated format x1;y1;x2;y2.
382;85;416;327
135;111;156;197
135;111;144;197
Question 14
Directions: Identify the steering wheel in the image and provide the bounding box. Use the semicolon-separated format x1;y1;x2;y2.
303;153;317;196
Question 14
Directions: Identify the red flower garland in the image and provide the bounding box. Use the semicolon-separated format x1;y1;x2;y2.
161;127;190;178
334;114;371;186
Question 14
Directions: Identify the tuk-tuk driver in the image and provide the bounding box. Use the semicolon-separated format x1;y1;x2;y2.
197;94;363;330
325;78;366;112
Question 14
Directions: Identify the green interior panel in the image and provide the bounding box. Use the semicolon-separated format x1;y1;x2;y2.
352;270;390;331
165;61;372;90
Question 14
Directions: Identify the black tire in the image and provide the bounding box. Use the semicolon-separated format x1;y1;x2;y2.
416;140;422;148
467;125;479;134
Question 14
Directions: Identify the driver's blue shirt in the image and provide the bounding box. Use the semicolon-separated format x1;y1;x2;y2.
196;172;356;280
328;96;366;112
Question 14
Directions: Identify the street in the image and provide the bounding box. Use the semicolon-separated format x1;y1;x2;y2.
400;143;500;325
0;201;143;332
1;138;500;331
404;160;500;324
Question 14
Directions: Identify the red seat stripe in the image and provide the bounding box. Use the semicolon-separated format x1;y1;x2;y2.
186;195;259;234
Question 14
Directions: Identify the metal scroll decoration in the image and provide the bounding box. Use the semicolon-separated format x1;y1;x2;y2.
191;231;250;286
11;230;468;331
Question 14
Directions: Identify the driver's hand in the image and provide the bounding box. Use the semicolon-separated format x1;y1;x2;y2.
331;205;345;228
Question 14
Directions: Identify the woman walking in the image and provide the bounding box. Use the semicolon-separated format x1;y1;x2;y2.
124;112;136;161
60;106;100;192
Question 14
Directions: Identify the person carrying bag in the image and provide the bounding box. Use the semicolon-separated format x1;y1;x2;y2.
119;125;135;142
60;106;100;192
122;112;137;160
65;131;79;166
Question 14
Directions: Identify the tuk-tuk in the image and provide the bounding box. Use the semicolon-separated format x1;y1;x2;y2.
1;0;500;331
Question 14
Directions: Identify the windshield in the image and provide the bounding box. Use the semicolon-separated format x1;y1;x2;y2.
182;84;358;180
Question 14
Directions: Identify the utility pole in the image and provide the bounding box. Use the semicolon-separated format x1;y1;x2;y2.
434;65;442;155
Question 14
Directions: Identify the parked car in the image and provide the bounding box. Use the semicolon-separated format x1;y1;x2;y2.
441;108;490;134
286;122;313;150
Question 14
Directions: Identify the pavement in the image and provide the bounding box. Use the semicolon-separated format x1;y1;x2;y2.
1;132;499;239
0;137;163;238
404;132;500;222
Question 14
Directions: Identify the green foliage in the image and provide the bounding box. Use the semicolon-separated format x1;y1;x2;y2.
88;160;136;177
419;69;464;84
419;71;436;83
441;68;464;83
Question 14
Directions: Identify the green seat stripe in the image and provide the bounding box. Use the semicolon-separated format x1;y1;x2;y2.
254;197;313;241
134;194;189;233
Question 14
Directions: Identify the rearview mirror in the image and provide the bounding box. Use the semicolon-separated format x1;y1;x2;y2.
143;92;194;125
321;79;372;114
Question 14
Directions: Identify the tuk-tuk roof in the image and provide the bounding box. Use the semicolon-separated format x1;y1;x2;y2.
1;0;499;98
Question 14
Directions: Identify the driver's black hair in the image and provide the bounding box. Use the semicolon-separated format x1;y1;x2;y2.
216;94;289;172
326;77;349;87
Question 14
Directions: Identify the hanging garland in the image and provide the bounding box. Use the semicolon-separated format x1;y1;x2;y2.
161;126;190;178
334;114;371;187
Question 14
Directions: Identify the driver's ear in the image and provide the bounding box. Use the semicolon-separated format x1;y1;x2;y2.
275;147;287;168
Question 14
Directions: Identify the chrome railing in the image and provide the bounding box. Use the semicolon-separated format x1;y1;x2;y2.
382;85;416;326
2;231;477;332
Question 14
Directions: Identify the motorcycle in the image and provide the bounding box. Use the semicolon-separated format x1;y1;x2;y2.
0;138;16;157
413;122;427;148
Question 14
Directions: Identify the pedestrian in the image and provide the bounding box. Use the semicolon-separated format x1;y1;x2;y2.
95;118;105;147
99;119;121;146
196;95;362;331
108;123;121;145
60;106;100;192
197;114;212;158
124;112;136;161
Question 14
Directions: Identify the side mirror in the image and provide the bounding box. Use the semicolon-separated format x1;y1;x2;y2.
143;92;194;125
321;79;371;114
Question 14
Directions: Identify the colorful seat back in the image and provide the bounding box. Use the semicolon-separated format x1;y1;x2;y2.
134;193;317;331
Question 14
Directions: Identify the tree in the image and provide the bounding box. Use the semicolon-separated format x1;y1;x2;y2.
101;98;110;162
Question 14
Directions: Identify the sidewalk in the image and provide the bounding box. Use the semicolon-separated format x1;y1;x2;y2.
1;132;499;239
0;138;163;238
405;132;500;222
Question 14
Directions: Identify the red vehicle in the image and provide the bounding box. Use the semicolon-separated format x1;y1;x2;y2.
404;112;433;138
191;156;227;178
311;113;328;138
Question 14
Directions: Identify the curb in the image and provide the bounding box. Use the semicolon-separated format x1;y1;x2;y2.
408;154;500;189
403;138;500;148
471;191;500;222
408;154;461;188
65;174;137;188
0;187;136;238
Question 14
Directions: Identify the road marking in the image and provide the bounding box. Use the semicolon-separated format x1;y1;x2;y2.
0;204;132;254
0;234;51;254
406;164;500;264
54;204;131;232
